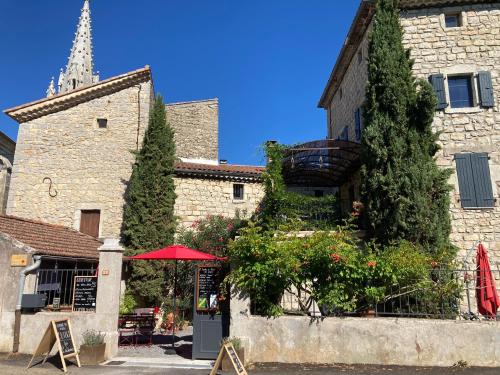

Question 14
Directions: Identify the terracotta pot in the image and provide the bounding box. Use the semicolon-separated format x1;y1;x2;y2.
79;343;106;365
221;347;245;372
361;309;376;318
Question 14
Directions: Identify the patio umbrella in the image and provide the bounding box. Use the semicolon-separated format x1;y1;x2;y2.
130;245;223;354
476;243;499;319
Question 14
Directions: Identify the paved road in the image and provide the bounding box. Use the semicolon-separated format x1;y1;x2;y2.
1;354;499;375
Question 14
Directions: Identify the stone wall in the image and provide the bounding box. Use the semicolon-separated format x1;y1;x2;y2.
400;3;500;258
326;3;500;259
231;292;500;367
166;99;219;163
6;80;153;239
0;133;15;215
0;133;15;165
174;176;264;228
327;29;370;141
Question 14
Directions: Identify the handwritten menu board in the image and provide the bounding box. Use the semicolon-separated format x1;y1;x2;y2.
196;266;220;311
28;319;81;373
72;276;97;312
55;320;75;356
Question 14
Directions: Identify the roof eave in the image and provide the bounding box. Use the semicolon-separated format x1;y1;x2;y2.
4;66;152;123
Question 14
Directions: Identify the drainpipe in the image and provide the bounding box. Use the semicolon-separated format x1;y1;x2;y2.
12;255;42;353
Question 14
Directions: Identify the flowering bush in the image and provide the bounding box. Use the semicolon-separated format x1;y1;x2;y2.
178;214;244;258
227;220;446;317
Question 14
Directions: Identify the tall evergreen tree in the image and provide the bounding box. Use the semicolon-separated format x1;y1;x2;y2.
361;0;453;252
122;94;177;304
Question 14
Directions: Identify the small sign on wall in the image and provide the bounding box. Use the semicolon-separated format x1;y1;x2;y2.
11;254;28;267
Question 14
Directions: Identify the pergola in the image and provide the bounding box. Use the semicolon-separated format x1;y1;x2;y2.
282;140;361;187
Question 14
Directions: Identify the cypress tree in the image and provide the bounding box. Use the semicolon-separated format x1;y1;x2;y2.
361;0;453;252
122;94;177;304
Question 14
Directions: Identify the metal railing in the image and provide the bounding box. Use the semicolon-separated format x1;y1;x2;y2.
280;268;500;320
34;267;97;309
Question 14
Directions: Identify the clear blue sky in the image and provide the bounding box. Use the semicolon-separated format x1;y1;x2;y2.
0;0;358;165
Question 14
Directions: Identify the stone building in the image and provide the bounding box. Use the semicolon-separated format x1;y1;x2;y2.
318;0;500;257
0;131;15;214
3;0;264;239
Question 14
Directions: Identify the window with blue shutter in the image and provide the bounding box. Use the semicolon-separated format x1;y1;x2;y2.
478;71;495;108
455;153;495;208
355;108;362;142
448;75;474;108
429;74;448;110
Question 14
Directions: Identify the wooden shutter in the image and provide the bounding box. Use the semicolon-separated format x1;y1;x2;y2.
455;154;477;208
80;210;100;237
477;71;495;108
429;74;448;110
470;153;495;208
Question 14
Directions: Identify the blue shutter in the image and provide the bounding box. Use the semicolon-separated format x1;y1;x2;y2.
471;153;495;208
455;154;477;208
478;71;495;108
355;108;361;141
429;74;448;110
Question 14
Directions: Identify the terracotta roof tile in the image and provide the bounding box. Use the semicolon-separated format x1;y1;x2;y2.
0;215;102;259
174;162;264;181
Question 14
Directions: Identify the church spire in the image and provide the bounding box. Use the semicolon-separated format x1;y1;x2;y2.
46;77;56;97
59;0;98;93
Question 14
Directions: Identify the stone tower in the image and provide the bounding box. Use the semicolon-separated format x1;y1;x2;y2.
52;0;99;96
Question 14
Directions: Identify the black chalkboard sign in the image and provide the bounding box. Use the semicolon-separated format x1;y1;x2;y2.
55;320;75;356
72;276;98;312
196;266;220;311
27;319;80;373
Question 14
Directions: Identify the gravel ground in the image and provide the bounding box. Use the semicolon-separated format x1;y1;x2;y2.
117;325;194;359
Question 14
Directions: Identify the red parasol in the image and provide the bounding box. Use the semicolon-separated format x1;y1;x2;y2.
476;243;499;319
129;245;224;354
130;245;223;261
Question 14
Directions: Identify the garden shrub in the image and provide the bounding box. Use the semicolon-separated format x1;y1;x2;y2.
228;222;461;317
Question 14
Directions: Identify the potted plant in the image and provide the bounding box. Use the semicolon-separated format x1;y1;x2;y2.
79;329;106;365
221;337;245;371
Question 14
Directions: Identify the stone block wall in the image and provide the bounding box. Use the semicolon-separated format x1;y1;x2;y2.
400;3;500;258
326;3;500;259
166;99;219;163
174;176;264;228
6;80;153;239
327;31;370;142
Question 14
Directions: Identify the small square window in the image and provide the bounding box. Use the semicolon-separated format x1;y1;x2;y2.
445;14;461;28
97;118;108;128
233;184;244;200
448;75;474;108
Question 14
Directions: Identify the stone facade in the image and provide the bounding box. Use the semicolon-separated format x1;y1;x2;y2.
174;176;264;228
5;68;263;237
321;2;500;258
6;76;153;239
166;99;219;164
0;132;15;214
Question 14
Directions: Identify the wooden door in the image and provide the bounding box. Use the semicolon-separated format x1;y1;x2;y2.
79;210;100;237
